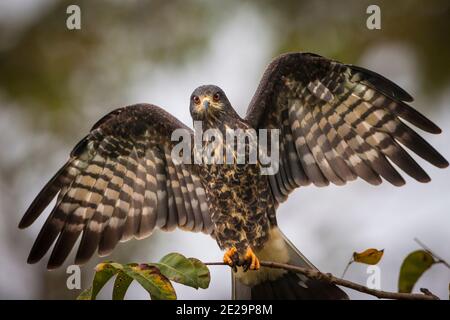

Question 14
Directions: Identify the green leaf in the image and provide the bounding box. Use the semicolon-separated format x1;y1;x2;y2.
76;253;211;300
188;257;211;289
112;271;133;300
121;264;176;300
77;287;93;300
398;250;435;293
91;262;121;299
155;253;200;289
76;262;119;300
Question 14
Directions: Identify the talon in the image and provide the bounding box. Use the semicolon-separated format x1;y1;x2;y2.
223;247;238;270
231;251;240;268
244;247;260;271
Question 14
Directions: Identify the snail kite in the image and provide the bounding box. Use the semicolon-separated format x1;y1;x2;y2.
19;52;448;299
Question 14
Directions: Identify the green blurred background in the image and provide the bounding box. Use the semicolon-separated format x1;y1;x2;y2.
0;0;449;299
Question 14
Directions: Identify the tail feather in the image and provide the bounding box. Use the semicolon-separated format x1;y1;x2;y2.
232;228;349;300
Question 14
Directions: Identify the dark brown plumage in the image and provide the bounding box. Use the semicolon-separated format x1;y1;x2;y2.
246;53;447;203
20;105;214;269
20;52;448;299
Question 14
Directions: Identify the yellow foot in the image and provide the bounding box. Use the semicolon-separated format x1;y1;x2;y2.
223;247;239;271
243;247;260;272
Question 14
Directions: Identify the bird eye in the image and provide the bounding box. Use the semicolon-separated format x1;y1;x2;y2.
193;95;200;104
213;92;220;102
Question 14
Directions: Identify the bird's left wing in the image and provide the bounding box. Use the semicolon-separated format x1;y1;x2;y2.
245;52;448;203
19;104;213;269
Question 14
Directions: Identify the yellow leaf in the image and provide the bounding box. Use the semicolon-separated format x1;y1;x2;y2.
95;262;107;272
353;248;384;265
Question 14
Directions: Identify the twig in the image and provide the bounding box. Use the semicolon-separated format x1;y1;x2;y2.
414;238;450;269
340;256;354;279
205;261;440;300
420;288;440;300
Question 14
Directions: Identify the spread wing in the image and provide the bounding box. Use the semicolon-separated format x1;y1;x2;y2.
19;104;212;269
246;52;448;203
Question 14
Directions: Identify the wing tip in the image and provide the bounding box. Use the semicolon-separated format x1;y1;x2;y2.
312;181;330;188
19;206;46;230
348;64;415;103
428;153;449;169
417;175;432;184
366;175;383;186
28;248;67;270
419;121;442;135
430;125;442;135
74;255;89;266
46;261;62;270
47;249;68;270
18;218;30;229
18;206;42;228
27;251;43;265
26;257;38;265
437;159;449;169
390;178;406;187
400;92;414;103
97;248;114;258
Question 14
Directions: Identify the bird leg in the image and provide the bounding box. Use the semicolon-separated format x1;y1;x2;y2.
223;246;261;272
242;247;260;272
223;247;239;272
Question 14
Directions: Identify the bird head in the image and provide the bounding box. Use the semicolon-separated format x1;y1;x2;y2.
189;85;233;123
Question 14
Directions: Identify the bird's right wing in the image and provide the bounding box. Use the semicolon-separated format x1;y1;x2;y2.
19;104;213;269
245;52;448;203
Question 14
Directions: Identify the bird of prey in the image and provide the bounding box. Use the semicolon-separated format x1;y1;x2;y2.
19;52;448;300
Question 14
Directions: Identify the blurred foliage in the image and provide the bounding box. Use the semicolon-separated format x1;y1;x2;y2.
78;253;210;300
0;0;213;132
257;0;450;94
0;0;449;126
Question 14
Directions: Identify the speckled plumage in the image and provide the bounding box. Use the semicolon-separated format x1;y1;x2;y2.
20;52;447;299
196;118;276;254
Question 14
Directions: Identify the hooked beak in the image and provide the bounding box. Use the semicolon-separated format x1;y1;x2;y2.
202;99;210;110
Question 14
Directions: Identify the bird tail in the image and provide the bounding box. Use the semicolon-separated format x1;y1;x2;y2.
231;227;349;300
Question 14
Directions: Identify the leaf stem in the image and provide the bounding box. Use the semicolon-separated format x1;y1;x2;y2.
340;257;354;279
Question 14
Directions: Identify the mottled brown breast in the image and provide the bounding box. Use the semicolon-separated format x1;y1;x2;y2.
196;120;277;254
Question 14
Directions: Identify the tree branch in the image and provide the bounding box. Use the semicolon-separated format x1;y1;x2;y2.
205;261;440;300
